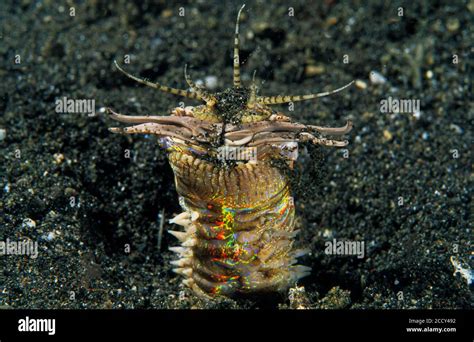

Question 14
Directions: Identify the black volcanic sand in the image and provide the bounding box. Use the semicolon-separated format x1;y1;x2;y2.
0;0;472;309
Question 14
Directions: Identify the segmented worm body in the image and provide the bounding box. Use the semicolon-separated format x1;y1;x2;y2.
108;5;353;298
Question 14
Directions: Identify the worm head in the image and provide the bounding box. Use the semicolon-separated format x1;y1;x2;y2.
109;4;353;153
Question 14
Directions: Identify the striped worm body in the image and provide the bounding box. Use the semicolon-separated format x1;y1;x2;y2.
166;132;302;297
108;5;353;299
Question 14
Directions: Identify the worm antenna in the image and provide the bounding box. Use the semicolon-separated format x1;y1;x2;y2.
184;64;217;106
248;70;257;106
114;60;204;101
233;4;246;88
257;80;355;105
